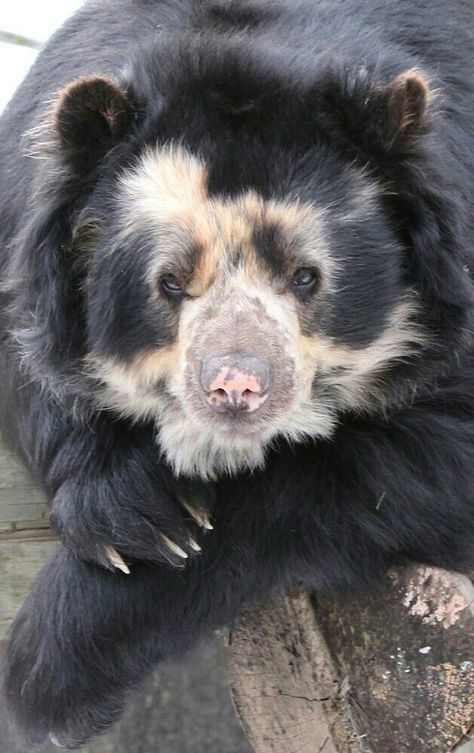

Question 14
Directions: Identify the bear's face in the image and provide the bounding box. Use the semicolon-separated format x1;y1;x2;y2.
83;142;424;477
26;60;438;478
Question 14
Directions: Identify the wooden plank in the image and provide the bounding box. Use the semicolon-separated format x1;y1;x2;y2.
0;440;48;531
0;434;56;640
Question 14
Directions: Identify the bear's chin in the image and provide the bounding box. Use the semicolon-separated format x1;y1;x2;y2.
157;395;338;478
157;412;271;478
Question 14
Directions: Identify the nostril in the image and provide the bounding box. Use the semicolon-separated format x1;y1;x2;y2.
208;388;229;408
241;390;269;413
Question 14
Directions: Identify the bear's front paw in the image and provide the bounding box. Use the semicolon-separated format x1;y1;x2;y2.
51;475;215;572
5;594;128;748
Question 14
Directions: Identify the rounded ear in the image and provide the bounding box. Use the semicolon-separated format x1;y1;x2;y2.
379;69;429;148
317;67;431;157
54;75;133;172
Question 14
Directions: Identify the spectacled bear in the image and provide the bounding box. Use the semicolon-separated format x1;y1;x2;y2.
1;0;473;746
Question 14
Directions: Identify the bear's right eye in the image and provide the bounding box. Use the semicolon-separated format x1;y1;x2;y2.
290;267;320;295
161;274;184;299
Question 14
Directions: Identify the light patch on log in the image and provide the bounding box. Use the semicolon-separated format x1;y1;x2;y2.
402;568;472;628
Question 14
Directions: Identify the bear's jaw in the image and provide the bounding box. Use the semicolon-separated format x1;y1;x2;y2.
155;389;338;479
157;413;270;478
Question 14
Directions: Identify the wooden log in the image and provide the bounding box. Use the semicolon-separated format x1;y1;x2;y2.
0;436;57;640
228;589;364;753
317;568;474;753
229;572;474;753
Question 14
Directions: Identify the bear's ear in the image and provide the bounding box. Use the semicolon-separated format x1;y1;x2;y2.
371;69;429;150
319;68;430;157
54;75;133;172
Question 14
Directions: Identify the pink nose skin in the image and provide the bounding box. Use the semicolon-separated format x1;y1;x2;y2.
201;354;272;414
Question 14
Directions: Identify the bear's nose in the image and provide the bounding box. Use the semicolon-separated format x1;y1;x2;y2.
201;353;272;414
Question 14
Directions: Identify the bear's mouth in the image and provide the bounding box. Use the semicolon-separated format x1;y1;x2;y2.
176;390;278;437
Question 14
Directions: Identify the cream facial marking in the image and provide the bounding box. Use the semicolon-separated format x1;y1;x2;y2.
84;145;428;478
86;344;180;421
118;144;335;295
301;294;428;413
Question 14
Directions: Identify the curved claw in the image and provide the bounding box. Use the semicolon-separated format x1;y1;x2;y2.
180;499;214;530
103;545;131;575
161;534;188;559
188;537;202;552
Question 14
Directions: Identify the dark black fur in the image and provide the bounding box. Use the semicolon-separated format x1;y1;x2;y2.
1;0;474;746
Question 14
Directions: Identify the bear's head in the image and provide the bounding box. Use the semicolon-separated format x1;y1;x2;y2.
11;36;472;477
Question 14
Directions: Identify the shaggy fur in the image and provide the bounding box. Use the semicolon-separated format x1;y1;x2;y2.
0;0;473;746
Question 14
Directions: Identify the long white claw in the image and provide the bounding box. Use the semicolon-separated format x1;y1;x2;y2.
202;516;214;531
180;500;214;530
161;534;188;559
50;734;62;747
188;537;202;552
104;545;131;575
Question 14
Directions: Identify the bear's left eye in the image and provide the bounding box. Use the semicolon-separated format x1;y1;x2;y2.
161;274;184;299
290;267;320;293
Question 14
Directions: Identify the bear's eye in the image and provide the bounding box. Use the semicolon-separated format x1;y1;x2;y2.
161;274;184;299
290;267;320;294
